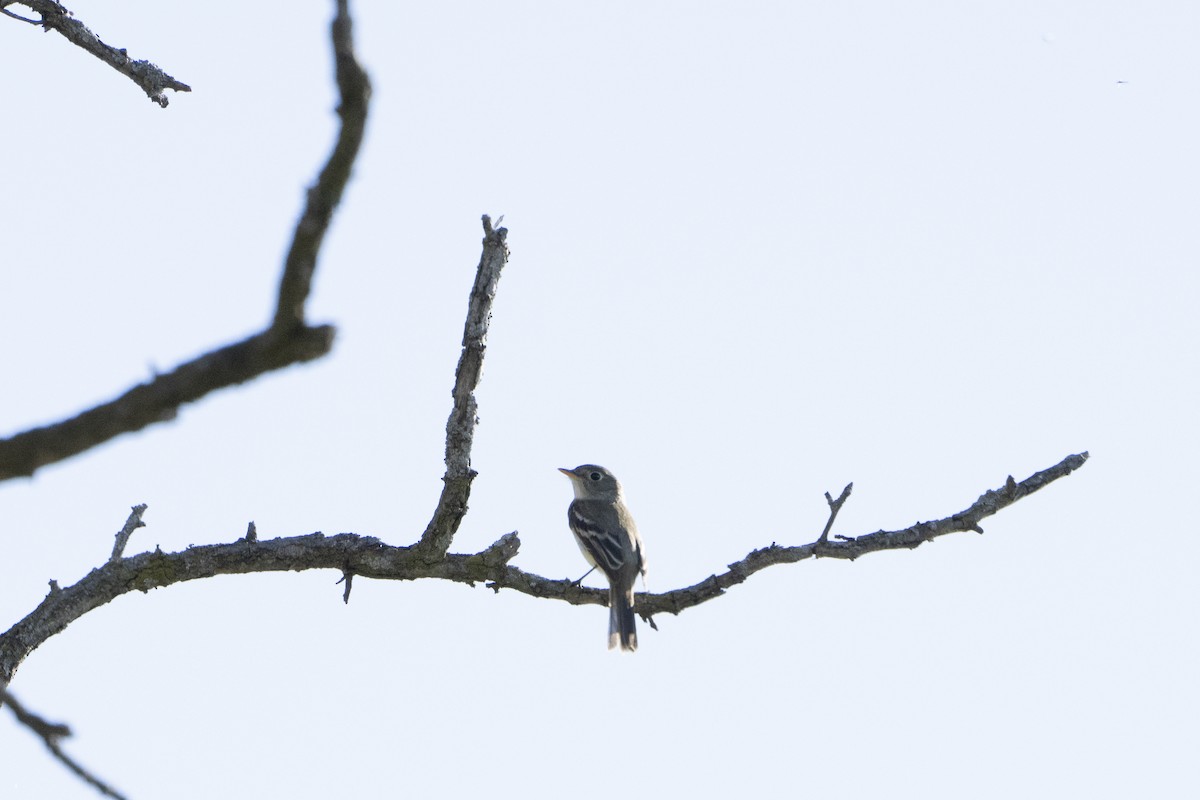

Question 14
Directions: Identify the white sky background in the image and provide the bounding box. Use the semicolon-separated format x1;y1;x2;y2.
2;1;1196;797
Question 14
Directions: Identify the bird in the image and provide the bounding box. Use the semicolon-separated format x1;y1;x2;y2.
558;465;647;651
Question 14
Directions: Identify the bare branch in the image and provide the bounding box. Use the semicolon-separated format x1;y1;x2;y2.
0;0;372;484
417;215;510;559
639;451;1091;616
0;328;334;482
0;453;1087;683
0;687;70;738
272;0;371;334
4;0;190;107
109;504;148;562
0;688;127;799
1;4;39;24
816;482;853;544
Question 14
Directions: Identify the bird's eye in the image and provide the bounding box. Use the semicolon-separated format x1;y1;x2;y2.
589;471;602;481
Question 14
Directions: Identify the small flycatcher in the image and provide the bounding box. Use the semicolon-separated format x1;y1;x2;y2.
558;464;647;651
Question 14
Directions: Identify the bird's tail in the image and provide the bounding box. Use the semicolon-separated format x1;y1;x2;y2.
608;585;637;652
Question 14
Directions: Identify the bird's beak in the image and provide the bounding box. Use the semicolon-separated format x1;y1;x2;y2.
558;467;575;478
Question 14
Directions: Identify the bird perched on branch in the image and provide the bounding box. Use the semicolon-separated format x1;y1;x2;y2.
559;464;647;652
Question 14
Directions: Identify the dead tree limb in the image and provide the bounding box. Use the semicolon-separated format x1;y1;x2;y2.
0;452;1088;686
0;688;127;799
418;216;509;560
2;0;190;107
0;0;370;483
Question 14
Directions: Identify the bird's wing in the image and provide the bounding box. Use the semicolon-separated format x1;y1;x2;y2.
568;502;628;575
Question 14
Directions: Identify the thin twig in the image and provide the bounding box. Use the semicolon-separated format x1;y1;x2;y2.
5;0;190;107
1;3;39;24
0;687;70;738
417;215;510;559
816;482;853;545
1;688;128;799
109;504;148;562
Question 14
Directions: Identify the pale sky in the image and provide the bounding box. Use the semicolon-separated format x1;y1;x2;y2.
2;2;1197;798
